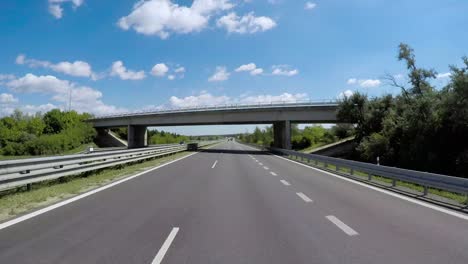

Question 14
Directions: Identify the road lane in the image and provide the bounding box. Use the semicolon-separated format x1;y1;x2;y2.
239;142;468;264
0;141;467;263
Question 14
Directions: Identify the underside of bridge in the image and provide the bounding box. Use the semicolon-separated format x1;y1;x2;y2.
90;104;340;149
127;125;148;149
126;122;294;149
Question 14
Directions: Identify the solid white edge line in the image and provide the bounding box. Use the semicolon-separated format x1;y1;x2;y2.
151;227;179;264
211;160;218;169
270;172;278;176
274;154;468;221
280;180;291;186
296;192;313;203
326;215;359;236
263;166;269;170
0;144;221;231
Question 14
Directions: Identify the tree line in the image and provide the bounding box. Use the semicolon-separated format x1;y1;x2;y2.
0;109;96;156
338;43;467;177
238;124;353;150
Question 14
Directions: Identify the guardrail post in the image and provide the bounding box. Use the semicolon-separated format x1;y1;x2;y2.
423;186;428;196
392;179;397;187
350;168;354;175
324;162;328;168
26;184;32;191
336;165;340;172
368;173;372;181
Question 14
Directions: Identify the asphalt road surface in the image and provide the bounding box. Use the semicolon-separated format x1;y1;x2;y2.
0;141;467;264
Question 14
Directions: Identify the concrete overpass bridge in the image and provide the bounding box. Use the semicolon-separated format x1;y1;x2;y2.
88;101;340;149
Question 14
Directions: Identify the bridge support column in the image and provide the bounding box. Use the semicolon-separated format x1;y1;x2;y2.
128;125;147;148
273;121;291;149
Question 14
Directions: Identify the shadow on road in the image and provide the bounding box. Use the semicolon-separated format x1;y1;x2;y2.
197;148;270;155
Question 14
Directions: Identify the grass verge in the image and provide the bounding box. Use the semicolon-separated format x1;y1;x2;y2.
287;155;467;205
0;150;193;222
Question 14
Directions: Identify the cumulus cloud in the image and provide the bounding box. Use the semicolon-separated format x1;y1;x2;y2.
15;54;97;79
118;0;233;39
5;73;126;115
272;65;299;76
304;2;317;10
151;63;169;77
338;90;354;99
166;91;309;108
169;91;230;108
48;0;84;19
347;78;381;88
0;93;18;104
175;67;185;73
208;66;230;82
250;68;263;76
217;12;276;34
235;63;263;76
110;61;146;80
436;72;451;79
0;74;15;85
168;75;175;80
240;92;308;104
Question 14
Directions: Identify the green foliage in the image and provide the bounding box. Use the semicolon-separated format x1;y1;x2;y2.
337;43;468;177
239;124;344;150
148;130;188;144
0;109;96;156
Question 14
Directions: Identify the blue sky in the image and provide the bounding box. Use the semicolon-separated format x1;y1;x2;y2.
0;0;467;134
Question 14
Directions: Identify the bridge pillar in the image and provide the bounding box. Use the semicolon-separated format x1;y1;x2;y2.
128;125;147;148
273;121;291;149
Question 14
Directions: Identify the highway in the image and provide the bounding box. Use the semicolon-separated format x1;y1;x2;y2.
0;141;467;263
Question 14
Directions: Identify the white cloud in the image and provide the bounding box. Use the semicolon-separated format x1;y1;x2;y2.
22;103;58;115
168;75;175;80
16;54;26;64
338;90;354;99
235;63;256;72
169;91;230;108
359;79;381;87
0;93;18;104
235;63;264;76
208;66;230;82
250;68;263;76
175;67;186;73
436;72;451;79
151;63;169;77
110;61;146;80
0;74;15;85
16;54;97;79
217;12;276;34
347;78;381;88
240;92;308;104
272;65;299;76
166;91;309;108
304;2;317;10
50;61;93;78
48;0;84;19
118;0;233;39
5;73;126;115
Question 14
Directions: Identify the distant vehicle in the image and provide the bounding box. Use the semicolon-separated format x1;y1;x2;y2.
179;141;185;144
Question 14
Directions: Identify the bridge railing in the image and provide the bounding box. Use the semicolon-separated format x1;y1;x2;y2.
0;141;219;192
91;99;339;119
268;147;468;198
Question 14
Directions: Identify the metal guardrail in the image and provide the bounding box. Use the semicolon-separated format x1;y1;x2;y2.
269;147;468;197
0;141;219;192
90;100;339;119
